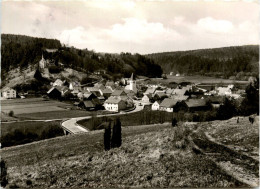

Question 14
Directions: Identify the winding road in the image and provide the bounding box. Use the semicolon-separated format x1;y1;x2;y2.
61;101;145;134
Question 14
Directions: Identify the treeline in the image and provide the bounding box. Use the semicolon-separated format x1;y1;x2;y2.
147;45;259;79
1;34;162;81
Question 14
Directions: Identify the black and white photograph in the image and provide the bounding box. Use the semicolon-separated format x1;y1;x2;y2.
0;0;259;188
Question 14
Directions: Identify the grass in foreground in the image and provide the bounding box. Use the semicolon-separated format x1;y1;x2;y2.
2;123;245;188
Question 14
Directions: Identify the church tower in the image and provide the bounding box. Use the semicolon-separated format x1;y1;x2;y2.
129;73;135;91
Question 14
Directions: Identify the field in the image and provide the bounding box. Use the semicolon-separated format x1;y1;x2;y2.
141;75;249;86
1;98;71;116
1;116;258;188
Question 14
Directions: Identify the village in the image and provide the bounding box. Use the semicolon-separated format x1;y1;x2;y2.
1;53;247;115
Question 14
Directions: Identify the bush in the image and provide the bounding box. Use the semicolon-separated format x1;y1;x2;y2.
8;110;14;117
172;118;177;127
48;65;62;74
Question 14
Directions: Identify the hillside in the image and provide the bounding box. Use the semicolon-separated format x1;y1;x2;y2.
1;34;162;88
147;45;259;79
1;117;258;188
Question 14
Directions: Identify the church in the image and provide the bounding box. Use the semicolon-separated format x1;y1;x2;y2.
124;73;137;94
39;54;47;69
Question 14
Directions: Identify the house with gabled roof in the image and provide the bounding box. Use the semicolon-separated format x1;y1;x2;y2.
1;87;16;99
159;98;178;112
176;99;209;112
47;87;61;99
52;79;64;87
104;96;127;112
142;94;152;104
152;101;160;111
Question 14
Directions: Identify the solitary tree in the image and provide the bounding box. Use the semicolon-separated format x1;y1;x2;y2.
104;122;111;151
111;118;122;148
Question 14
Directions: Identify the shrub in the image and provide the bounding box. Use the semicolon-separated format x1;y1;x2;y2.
172;118;177;127
48;65;62;74
8;110;14;117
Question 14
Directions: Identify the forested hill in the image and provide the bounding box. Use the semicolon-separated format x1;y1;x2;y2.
1;34;61;73
147;45;259;78
1;34;162;81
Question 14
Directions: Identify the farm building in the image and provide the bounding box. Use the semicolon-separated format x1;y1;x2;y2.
47;87;61;99
176;99;209;112
104;96;127;112
1;87;16;99
159;98;178;112
152;101;160;111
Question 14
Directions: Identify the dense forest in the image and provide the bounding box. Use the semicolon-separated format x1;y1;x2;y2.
1;34;162;81
147;45;259;79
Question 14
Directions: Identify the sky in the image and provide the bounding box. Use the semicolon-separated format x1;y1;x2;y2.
1;0;259;54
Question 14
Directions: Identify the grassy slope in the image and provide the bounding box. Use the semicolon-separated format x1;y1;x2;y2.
2;120;253;188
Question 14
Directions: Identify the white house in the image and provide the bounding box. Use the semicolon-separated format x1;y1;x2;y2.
1;87;16;99
152;101;160;111
104;96;126;112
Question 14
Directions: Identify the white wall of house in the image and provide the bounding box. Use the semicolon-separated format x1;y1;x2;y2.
152;101;160;110
159;106;173;112
104;103;119;112
2;89;16;99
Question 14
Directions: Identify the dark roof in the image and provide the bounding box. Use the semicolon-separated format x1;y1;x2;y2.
102;88;112;94
185;99;207;108
111;90;126;96
155;92;167;98
83;100;95;108
160;98;178;108
105;96;123;104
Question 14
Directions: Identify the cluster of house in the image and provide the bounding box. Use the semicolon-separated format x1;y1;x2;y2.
46;73;137;112
141;83;245;113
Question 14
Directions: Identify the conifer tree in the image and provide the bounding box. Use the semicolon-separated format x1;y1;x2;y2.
104;122;111;151
111;118;122;148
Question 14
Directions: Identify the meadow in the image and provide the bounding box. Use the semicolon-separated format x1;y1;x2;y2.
2;117;256;188
1;98;71;116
